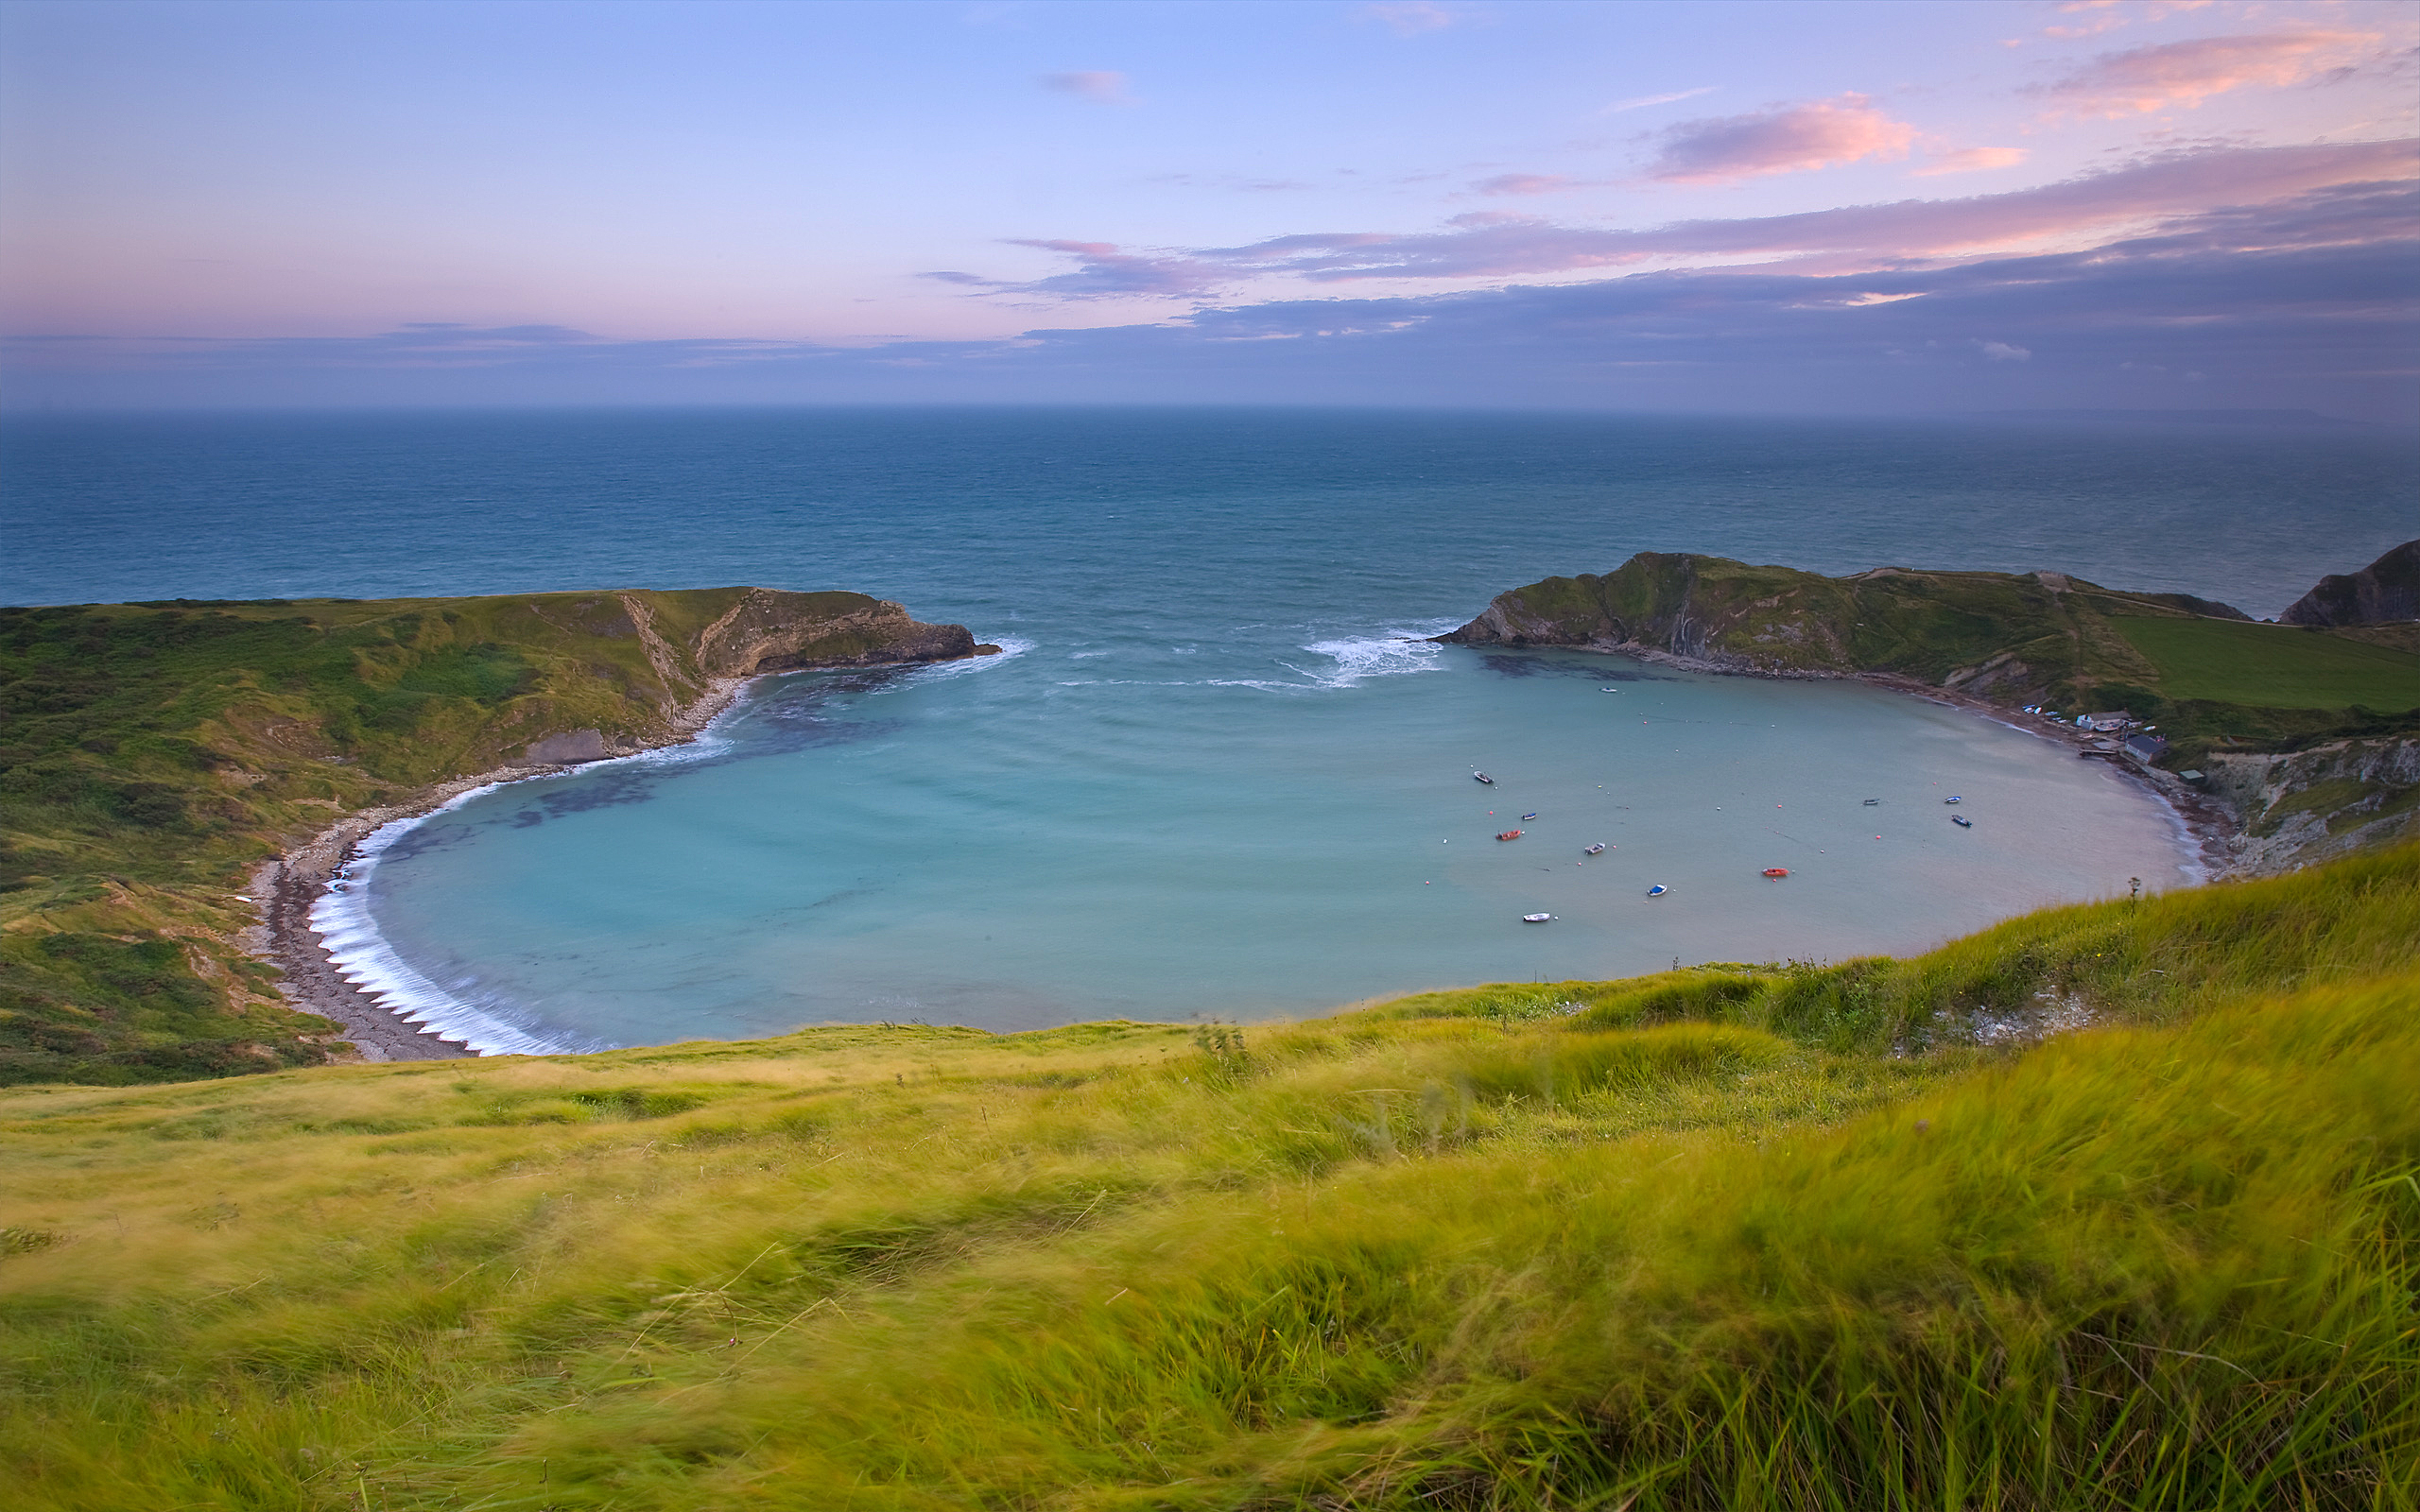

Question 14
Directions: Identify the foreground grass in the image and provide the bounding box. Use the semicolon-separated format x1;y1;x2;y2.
4;846;2416;1510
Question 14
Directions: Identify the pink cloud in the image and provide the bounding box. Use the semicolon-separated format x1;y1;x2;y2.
1913;146;2031;178
1647;94;1917;184
1040;71;1132;106
2030;30;2377;117
1470;173;1579;197
1199;138;2416;283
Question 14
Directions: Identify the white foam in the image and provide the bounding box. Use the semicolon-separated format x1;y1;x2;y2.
1272;621;1461;689
307;690;771;1056
889;635;1036;685
311;783;580;1056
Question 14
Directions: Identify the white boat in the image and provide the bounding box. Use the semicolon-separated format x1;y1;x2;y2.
1522;913;1553;923
1583;843;1606;855
1473;771;1495;784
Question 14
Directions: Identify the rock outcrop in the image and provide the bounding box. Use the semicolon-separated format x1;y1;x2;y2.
2202;736;2420;874
694;589;987;676
2279;540;2420;627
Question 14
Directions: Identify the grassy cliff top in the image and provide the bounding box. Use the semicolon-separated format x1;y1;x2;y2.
0;588;963;1086
5;844;2414;1509
1450;552;2420;762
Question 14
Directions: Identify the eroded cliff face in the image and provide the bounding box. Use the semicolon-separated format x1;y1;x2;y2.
2280;540;2420;627
692;590;983;676
2203;737;2420;874
506;588;992;765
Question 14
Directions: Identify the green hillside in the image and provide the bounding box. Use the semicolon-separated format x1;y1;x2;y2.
1443;554;2420;765
4;844;2415;1510
0;590;975;1086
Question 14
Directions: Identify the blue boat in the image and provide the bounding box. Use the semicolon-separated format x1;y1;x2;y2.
1646;884;1668;897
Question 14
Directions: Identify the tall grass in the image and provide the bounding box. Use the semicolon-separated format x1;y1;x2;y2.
4;846;2416;1509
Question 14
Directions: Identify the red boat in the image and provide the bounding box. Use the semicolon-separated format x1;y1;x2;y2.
1496;830;1524;841
1762;867;1789;878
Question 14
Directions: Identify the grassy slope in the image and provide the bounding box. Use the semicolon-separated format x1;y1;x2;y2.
4;844;2414;1510
1474;554;2420;771
0;590;878;1086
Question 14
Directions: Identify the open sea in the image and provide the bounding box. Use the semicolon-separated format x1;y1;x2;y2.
5;408;2412;1051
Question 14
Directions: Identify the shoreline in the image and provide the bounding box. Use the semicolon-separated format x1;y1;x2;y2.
259;638;2237;1065
249;675;750;1062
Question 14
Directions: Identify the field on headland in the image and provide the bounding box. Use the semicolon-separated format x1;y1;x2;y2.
2107;613;2420;711
5;844;2415;1510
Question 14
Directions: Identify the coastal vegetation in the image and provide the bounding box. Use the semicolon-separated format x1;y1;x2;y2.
4;842;2414;1509
1443;549;2420;799
0;590;978;1086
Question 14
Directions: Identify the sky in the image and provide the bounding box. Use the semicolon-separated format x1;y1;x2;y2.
0;0;2413;417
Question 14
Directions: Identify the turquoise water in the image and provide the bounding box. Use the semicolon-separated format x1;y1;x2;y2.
8;408;2407;1050
322;644;2190;1052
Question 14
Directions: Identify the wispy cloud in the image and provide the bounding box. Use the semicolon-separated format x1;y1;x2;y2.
1188;138;2415;283
1468;173;1582;197
1601;86;1717;115
1913;146;2031;178
2040;0;2215;43
25;187;2408;421
2030;30;2377;117
1646;94;1917;184
1039;70;1132;105
1361;3;1465;37
923;238;1227;300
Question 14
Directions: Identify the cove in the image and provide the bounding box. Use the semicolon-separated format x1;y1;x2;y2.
323;636;2193;1053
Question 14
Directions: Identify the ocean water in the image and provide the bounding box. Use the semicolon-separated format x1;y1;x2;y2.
5;408;2411;1049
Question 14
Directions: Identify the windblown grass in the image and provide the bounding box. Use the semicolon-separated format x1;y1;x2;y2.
3;846;2416;1509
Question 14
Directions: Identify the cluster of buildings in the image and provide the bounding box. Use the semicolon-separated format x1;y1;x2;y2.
2022;704;2176;770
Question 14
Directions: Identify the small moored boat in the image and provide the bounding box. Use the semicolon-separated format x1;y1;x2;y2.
1762;868;1789;878
1945;796;1962;804
1522;913;1553;923
1583;843;1606;855
1496;829;1524;841
1952;815;1973;829
1863;798;1880;806
1473;771;1495;784
1646;884;1668;897
1520;812;1538;821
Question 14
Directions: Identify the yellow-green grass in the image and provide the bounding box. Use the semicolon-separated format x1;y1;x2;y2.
4;847;2417;1510
2109;613;2420;712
